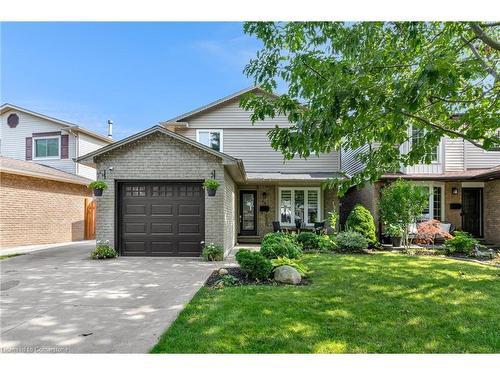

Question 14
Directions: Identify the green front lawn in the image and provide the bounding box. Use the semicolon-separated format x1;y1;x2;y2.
151;253;500;353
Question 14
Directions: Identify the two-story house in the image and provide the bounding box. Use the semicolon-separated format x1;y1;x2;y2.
340;128;500;245
77;87;342;257
0;103;113;248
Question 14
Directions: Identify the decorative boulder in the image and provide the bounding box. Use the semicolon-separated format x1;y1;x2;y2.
274;265;301;285
218;268;229;276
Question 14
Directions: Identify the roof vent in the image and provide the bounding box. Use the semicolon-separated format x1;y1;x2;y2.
7;113;19;128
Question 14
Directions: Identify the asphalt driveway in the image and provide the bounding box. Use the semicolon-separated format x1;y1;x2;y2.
0;241;227;353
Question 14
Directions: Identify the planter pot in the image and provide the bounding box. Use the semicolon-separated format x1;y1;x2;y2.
93;188;104;197
392;236;402;248
206;188;217;197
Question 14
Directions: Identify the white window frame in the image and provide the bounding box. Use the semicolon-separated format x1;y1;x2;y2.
410;126;440;164
33;135;61;160
412;181;445;221
278;187;321;226
196;129;223;152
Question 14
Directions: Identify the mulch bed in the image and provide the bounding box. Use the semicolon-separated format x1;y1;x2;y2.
205;267;312;287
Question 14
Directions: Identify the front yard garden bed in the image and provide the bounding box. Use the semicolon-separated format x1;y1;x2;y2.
205;267;312;287
151;252;500;353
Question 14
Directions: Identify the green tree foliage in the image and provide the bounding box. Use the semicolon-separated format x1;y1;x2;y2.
242;22;500;193
379;179;429;247
346;204;377;246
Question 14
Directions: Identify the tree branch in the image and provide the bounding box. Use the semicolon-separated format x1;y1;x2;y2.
399;110;486;149
470;23;500;51
461;36;499;80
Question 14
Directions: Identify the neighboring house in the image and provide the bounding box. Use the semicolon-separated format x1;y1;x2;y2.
0;156;93;248
77;87;342;257
0;104;112;248
340;129;500;244
0;103;113;180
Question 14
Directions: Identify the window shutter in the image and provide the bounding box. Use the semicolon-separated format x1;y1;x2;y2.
25;137;32;160
61;135;69;159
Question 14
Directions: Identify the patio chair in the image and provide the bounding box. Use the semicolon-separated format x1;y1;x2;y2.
272;221;282;233
313;221;326;235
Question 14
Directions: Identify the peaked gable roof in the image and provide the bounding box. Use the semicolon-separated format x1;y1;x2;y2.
76;125;241;167
163;86;271;123
1;103;113;144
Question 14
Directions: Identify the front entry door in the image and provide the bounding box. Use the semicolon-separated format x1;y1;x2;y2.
240;190;257;235
462;188;483;237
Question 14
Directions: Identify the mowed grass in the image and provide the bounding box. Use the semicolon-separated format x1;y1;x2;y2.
151;253;500;353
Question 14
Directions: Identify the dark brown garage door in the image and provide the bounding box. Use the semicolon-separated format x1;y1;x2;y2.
118;181;205;256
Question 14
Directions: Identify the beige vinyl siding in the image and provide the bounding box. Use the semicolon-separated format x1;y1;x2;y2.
399;136;443;174
77;133;108;179
1;110;76;174
175;98;340;172
464;141;500;169
341;145;370;176
444;137;465;171
178;127;339;172
184;98;294;129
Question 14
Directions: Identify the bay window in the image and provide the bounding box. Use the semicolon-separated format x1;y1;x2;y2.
279;187;321;226
196;129;222;152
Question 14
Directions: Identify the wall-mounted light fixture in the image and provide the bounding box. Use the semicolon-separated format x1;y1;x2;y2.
262;192;267;199
451;187;459;195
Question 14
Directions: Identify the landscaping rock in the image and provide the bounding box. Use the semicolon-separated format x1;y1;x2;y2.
274;265;301;285
218;268;229;276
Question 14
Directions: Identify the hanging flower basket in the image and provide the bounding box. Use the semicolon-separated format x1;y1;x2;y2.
89;180;108;197
202;178;220;197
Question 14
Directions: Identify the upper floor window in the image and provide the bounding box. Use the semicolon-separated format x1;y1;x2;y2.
411;126;439;162
34;136;60;159
196;129;222;152
279;187;321;226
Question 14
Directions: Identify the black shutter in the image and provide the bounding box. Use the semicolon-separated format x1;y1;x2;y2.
25;137;32;160
61;135;69;159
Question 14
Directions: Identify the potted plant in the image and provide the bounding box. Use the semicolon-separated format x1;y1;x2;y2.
385;224;404;248
89;180;108;197
202;178;220;197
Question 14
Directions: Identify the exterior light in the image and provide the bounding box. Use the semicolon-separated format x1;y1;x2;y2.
451;187;458;195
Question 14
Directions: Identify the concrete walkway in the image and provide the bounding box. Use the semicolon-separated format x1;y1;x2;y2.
0;241;233;353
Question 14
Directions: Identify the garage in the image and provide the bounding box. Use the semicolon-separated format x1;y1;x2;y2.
118;181;205;256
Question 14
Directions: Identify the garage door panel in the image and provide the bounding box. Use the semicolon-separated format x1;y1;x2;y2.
178;223;202;234
178;242;203;256
151;223;173;234
151;204;173;216
151;241;175;255
178;204;201;216
125;204;147;215
124;222;147;234
119;181;204;256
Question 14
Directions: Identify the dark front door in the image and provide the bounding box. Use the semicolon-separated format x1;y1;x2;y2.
240;190;257;235
118;181;205;256
462;188;483;237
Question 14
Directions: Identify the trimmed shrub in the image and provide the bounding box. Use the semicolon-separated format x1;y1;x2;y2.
90;241;117;259
202;243;224;261
318;235;337;251
260;232;302;259
235;249;273;280
296;232;320;250
346;204;377;246
444;231;478;255
271;257;310;277
336;231;369;252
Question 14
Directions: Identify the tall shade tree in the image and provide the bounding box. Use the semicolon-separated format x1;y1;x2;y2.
241;22;500;194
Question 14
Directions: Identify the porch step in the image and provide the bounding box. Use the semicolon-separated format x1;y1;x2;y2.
237;235;261;244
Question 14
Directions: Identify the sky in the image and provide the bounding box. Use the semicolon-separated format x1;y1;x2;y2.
0;22;262;139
